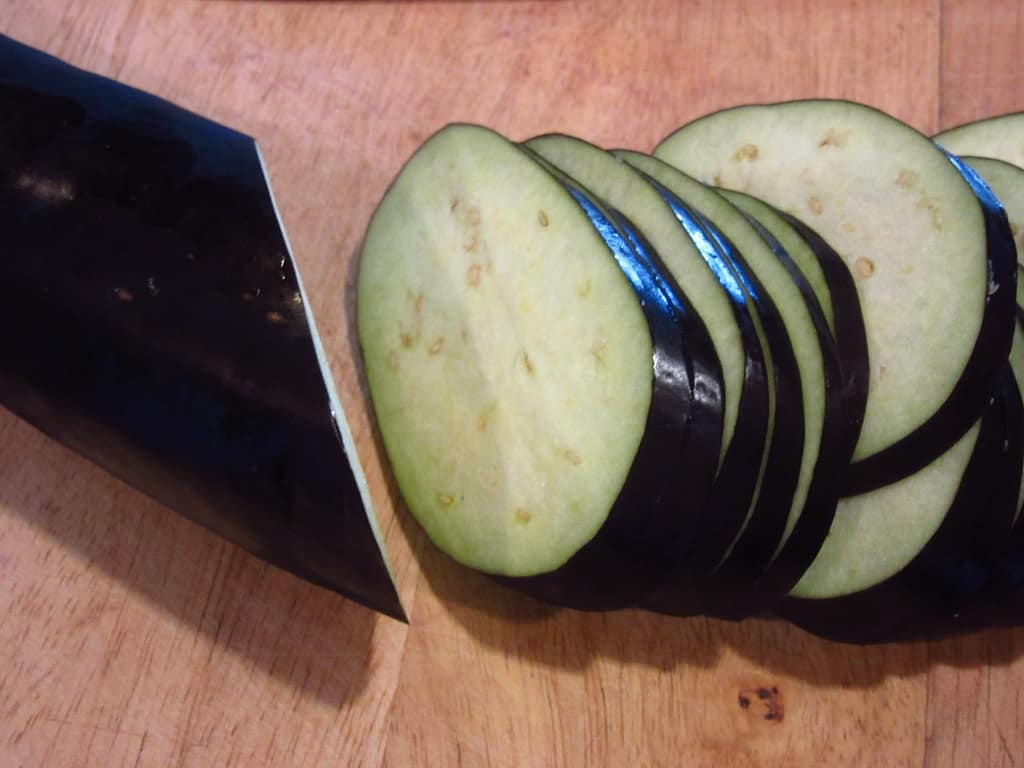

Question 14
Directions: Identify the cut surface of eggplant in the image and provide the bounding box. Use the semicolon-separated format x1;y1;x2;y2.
0;35;404;620
723;188;867;465
358;124;701;609
721;190;834;334
782;369;1021;643
523;134;754;584
617;152;820;604
961;156;1024;263
656;100;1015;492
722;196;849;594
778;213;869;463
935;113;1024;170
791;424;980;601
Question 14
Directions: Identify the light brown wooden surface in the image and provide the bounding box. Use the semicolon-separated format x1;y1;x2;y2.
0;1;1021;766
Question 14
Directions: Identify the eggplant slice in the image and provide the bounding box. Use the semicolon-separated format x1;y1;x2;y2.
777;212;870;462
960;156;1024;264
719;193;849;601
357;124;707;610
780;367;1022;644
656;100;1016;494
618;152;827;617
0;35;404;620
972;315;1024;627
523;134;751;591
721;191;870;462
935;113;1024;170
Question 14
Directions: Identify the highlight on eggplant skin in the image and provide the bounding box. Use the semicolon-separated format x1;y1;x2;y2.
0;35;404;621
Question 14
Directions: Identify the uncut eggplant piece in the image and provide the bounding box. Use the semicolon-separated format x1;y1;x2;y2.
935;113;1024;169
523;134;758;594
779;368;1022;644
357;124;704;611
656;100;1017;495
0;35;404;620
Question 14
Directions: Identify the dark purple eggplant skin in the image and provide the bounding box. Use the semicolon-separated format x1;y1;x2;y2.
497;155;722;611
0;35;404;621
835;154;1017;495
780;212;869;467
694;215;805;618
705;209;848;619
627;178;770;616
778;367;1021;645
953;312;1024;630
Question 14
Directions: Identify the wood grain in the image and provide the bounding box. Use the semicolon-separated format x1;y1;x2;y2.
0;1;1021;766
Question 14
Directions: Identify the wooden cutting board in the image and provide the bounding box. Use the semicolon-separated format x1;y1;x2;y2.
1;1;1022;766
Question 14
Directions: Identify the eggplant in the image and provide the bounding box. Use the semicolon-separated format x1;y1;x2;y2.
777;212;869;462
524;134;755;590
616;152;812;618
958;156;1024;265
718;195;849;604
935;113;1024;170
356;124;708;611
0;35;404;620
656;100;1015;494
779;367;1022;644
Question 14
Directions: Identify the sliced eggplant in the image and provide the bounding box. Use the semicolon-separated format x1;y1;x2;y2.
935;113;1024;170
973;321;1024;627
778;213;870;462
717;192;850;599
617;152;828;617
724;191;869;466
656;100;1016;493
0;35;403;619
780;368;1022;644
722;190;835;333
522;134;754;588
959;156;1024;263
357;124;705;610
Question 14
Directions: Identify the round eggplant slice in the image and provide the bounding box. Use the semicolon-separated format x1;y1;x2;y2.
357;124;699;610
935;113;1024;170
780;368;1021;644
523;134;752;587
722;191;835;334
509;148;722;608
718;192;850;600
960;156;1024;264
777;212;870;462
656;100;1016;493
952;314;1024;629
725;192;869;466
617;152;810;616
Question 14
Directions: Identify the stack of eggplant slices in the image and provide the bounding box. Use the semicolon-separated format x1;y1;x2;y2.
356;101;1024;644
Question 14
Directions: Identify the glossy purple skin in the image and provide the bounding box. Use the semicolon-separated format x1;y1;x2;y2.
690;213;805;613
0;35;404;620
620;170;771;616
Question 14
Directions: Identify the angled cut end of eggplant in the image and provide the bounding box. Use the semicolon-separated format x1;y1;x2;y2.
0;35;404;621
